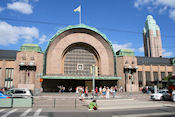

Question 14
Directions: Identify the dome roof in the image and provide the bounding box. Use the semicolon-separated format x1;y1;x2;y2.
20;44;42;53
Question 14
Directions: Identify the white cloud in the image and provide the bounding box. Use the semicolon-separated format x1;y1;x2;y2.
0;21;39;45
112;42;135;52
162;49;173;57
169;10;175;21
7;1;32;14
38;35;47;44
0;6;4;12
138;46;144;53
134;0;175;21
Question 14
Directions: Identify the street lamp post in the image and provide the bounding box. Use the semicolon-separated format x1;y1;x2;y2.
92;64;95;99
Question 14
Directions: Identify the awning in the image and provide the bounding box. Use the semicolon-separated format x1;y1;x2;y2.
42;75;121;80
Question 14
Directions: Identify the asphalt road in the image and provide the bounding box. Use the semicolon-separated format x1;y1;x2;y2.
0;106;175;117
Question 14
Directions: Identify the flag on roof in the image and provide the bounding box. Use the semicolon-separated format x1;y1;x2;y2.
74;5;81;13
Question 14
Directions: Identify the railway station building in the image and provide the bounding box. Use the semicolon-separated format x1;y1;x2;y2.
0;24;174;93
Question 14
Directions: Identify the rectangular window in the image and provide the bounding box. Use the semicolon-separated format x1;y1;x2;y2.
145;71;151;82
153;72;159;81
161;72;165;80
5;68;14;88
0;68;1;80
138;71;143;87
168;72;172;75
77;64;84;70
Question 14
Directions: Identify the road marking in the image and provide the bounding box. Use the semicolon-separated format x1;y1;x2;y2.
20;108;32;117
0;109;6;113
112;112;175;117
33;108;42;116
1;109;18;117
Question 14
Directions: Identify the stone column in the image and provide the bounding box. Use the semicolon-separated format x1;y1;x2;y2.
158;65;161;81
1;60;6;87
165;66;168;77
142;65;146;87
150;65;154;81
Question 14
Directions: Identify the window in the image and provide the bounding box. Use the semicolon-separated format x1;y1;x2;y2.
138;71;143;87
153;72;159;81
22;56;26;60
14;90;25;94
0;68;1;80
146;71;151;82
5;68;14;88
161;72;165;80
31;57;34;60
77;64;84;70
168;72;172;75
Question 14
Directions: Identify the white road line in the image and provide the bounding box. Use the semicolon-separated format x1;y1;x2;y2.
33;108;42;116
20;108;32;117
0;109;6;113
1;109;18;117
112;112;175;117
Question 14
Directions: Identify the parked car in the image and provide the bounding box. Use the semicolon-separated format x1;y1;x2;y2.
0;92;10;99
150;89;171;101
5;88;33;98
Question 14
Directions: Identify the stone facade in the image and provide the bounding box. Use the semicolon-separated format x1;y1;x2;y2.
14;51;44;90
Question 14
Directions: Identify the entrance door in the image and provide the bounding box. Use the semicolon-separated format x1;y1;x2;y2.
42;79;85;92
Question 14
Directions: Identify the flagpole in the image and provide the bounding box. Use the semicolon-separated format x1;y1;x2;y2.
80;5;81;24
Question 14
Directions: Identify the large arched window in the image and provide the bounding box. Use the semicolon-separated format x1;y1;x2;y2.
63;43;99;76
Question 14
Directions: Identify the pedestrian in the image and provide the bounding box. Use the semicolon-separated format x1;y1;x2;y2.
85;86;88;97
88;99;97;110
95;87;98;96
111;86;116;98
106;87;110;99
120;86;123;92
102;86;106;98
172;89;175;102
99;86;102;96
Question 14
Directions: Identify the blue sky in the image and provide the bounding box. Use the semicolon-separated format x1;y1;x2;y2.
0;0;175;57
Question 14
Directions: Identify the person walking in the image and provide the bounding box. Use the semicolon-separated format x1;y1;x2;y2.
95;87;98;96
102;86;106;98
85;86;89;97
172;89;175;102
99;86;102;96
111;86;116;98
106;87;110;99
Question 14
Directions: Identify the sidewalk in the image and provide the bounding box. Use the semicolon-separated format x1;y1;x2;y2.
35;92;175;110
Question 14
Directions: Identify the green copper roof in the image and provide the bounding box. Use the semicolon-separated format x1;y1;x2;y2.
42;75;121;80
20;44;42;53
44;24;117;76
116;49;135;56
143;15;160;36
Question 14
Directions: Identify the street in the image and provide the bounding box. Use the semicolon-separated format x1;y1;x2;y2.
0;92;175;117
0;106;175;117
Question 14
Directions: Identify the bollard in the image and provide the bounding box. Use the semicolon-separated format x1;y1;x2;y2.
11;97;13;108
75;98;76;109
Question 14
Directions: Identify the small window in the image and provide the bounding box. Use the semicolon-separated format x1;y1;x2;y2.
14;90;24;94
22;57;26;60
77;64;84;70
132;61;135;64
125;61;128;64
31;57;34;60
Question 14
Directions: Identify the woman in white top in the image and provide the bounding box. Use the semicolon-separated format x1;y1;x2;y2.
106;87;110;99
